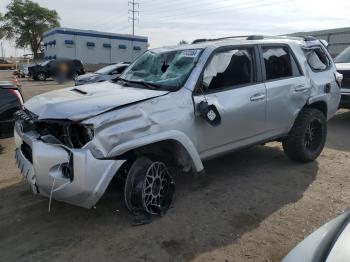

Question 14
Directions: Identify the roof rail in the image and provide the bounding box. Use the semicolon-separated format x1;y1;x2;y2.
191;36;248;44
191;35;319;44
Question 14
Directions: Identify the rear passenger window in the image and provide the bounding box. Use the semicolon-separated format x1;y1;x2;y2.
305;47;330;71
203;48;254;91
262;47;301;80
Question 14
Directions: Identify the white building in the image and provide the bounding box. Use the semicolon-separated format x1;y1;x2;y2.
43;27;148;64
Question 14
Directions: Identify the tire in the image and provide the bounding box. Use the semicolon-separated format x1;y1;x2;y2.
36;72;46;81
124;157;175;218
282;108;327;162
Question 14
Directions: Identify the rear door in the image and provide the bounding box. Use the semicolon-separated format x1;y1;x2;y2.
193;46;267;155
260;45;308;135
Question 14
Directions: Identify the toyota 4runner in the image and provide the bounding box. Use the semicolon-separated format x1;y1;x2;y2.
14;35;341;223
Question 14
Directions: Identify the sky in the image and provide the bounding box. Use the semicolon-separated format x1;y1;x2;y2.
1;0;350;57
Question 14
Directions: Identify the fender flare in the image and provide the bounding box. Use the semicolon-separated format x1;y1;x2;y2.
107;130;204;172
307;94;328;106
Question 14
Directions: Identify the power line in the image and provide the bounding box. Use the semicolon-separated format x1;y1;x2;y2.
128;0;139;36
143;0;293;22
142;0;241;15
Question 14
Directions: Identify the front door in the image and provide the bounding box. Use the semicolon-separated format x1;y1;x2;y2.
193;47;266;157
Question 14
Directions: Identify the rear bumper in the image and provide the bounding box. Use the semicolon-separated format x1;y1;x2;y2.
14;123;125;208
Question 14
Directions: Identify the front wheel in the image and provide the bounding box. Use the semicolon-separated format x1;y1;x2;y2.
282;108;327;162
124;157;175;224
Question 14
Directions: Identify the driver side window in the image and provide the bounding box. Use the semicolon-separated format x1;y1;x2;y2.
203;48;255;91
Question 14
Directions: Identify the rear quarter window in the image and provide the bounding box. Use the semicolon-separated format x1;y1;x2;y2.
304;47;331;72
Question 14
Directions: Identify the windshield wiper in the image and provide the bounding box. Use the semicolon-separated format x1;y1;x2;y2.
139;81;163;90
115;78;162;90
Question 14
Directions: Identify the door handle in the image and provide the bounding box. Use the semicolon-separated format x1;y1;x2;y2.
294;85;308;92
250;93;265;102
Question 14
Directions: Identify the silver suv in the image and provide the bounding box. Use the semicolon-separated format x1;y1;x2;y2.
14;35;341;223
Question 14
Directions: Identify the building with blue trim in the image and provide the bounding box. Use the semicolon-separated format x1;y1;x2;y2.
43;27;148;64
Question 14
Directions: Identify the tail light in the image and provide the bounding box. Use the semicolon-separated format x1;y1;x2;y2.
335;72;343;88
9;89;24;109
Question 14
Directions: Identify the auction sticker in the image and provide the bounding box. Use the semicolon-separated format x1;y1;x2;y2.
180;49;201;57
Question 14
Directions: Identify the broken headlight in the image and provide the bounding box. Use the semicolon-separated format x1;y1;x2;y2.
36;121;94;148
67;124;94;148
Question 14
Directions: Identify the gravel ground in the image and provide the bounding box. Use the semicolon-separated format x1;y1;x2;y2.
0;70;349;262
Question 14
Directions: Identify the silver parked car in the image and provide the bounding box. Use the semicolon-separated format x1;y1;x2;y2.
74;62;130;86
283;209;350;262
14;35;341;223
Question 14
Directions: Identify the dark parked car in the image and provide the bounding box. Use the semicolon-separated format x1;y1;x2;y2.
28;59;85;81
75;62;130;86
335;47;350;109
0;82;24;138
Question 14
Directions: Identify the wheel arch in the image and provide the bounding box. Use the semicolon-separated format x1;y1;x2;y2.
288;98;328;135
107;131;204;173
305;99;328;118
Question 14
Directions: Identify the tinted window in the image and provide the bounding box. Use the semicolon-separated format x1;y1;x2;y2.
305;47;330;71
203;49;254;91
263;47;300;80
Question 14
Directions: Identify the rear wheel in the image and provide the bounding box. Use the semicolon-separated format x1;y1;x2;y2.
124;157;175;224
36;72;46;81
282;108;327;162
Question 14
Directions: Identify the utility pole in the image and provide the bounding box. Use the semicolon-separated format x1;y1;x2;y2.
128;0;139;36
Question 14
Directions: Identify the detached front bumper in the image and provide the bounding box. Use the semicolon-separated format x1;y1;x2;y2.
14;123;125;208
340;89;350;109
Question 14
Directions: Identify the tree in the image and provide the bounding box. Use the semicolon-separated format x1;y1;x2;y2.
0;0;60;59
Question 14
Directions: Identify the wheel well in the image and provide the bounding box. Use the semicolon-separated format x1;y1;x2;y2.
116;140;194;173
36;71;46;77
305;101;327;117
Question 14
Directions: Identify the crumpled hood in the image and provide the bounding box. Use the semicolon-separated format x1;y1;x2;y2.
25;81;169;121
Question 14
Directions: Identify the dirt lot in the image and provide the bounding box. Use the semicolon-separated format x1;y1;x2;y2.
0;70;350;262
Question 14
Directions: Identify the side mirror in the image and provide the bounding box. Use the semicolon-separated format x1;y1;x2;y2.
198;101;221;126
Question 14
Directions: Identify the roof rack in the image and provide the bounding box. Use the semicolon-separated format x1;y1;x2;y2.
191;35;318;44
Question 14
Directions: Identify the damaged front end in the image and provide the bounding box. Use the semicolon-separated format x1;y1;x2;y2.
14;109;125;208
